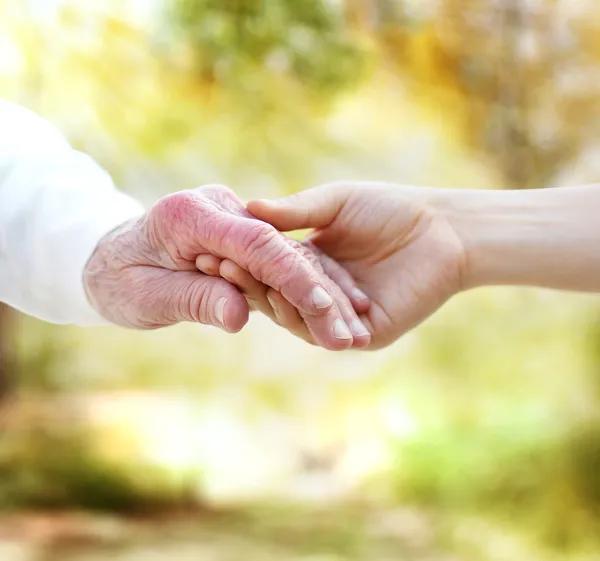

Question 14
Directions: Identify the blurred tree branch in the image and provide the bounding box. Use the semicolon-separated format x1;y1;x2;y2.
372;0;600;189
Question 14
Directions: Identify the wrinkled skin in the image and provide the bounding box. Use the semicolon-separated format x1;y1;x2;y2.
83;185;371;351
247;182;467;350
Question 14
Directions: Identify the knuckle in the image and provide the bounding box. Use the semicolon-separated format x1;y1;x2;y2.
242;225;297;283
242;229;272;265
150;191;204;240
298;244;323;271
153;191;199;224
193;184;247;217
150;191;227;262
270;245;300;273
243;222;277;249
264;249;304;290
199;212;233;247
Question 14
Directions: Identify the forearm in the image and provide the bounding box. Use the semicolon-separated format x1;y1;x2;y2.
437;185;600;293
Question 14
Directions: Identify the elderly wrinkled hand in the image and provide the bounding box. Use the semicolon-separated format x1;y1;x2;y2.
83;184;371;351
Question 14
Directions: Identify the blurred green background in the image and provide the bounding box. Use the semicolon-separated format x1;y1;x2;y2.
2;1;600;560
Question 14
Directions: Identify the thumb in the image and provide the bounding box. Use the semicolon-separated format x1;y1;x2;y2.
247;183;352;232
139;269;249;332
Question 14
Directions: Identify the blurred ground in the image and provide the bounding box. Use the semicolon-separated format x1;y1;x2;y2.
1;505;596;561
0;508;434;561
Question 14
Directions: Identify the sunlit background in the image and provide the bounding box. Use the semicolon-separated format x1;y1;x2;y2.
2;1;600;560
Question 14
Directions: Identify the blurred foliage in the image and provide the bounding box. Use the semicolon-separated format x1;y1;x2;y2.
4;1;600;189
166;0;373;182
172;0;368;97
0;0;373;190
389;423;600;550
373;0;600;188
0;418;190;512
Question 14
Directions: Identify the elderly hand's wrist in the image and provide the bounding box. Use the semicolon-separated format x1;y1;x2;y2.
82;215;146;323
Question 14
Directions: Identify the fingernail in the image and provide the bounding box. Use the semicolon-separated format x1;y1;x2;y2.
312;287;334;309
216;297;227;328
352;288;369;301
350;319;370;338
333;319;353;340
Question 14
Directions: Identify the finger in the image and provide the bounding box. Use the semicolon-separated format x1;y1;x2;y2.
136;268;249;332
220;259;333;347
322;279;371;349
223;227;352;349
218;222;357;349
247;183;352;232
217;220;347;325
220;259;266;298
266;289;315;345
221;260;318;346
306;242;371;315
296;301;354;351
196;254;223;277
219;259;277;324
259;276;367;350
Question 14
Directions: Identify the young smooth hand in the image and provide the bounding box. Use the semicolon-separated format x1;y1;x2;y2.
224;181;600;350
245;182;467;350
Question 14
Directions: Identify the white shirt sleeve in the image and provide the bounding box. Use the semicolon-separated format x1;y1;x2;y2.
0;98;145;325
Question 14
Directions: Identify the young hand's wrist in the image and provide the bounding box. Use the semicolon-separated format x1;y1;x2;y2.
432;188;543;290
434;185;600;293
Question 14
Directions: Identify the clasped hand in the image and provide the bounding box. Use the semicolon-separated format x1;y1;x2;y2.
84;182;467;351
